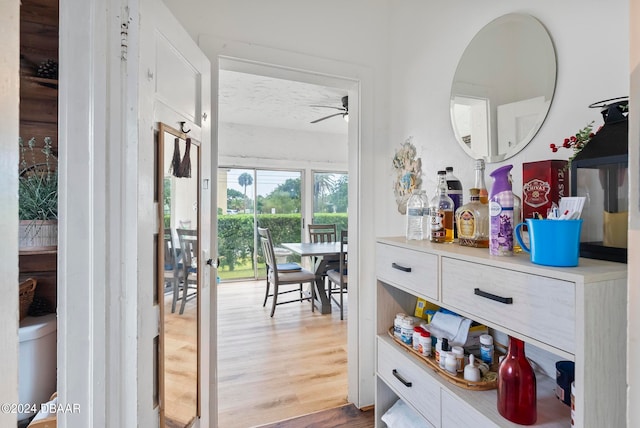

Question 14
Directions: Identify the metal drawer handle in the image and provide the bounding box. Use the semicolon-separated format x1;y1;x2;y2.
392;369;412;387
391;262;412;273
474;288;513;304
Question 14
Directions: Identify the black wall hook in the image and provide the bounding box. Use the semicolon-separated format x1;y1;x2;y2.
179;121;191;134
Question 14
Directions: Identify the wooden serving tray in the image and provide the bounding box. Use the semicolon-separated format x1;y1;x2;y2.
387;327;498;391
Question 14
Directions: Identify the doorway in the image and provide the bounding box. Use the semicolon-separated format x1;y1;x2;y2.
216;61;355;426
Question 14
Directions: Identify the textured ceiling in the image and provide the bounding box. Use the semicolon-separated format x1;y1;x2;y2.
218;70;348;135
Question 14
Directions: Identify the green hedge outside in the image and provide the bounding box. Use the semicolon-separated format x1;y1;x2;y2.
217;213;348;279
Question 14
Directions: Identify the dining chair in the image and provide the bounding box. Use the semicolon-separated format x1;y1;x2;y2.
308;223;337;243
258;227;317;317
308;223;340;286
326;230;348;320
176;228;198;315
163;228;182;300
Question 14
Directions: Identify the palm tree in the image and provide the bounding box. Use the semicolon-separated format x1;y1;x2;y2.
238;172;253;212
314;173;335;213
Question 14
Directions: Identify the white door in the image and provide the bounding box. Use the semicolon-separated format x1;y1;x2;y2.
139;1;213;426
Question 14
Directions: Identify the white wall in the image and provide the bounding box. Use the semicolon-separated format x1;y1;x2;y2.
219;122;347;166
163;0;636;415
382;0;629;237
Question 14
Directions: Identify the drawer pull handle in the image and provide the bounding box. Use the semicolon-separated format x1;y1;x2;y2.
474;288;513;304
391;263;412;273
392;369;412;387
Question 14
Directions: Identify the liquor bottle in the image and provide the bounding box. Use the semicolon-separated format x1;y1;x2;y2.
455;188;489;248
406;189;426;240
497;336;537;425
445;167;463;237
429;171;454;243
489;164;514;256
474;159;489;204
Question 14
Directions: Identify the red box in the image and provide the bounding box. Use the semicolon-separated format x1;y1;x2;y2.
522;160;568;220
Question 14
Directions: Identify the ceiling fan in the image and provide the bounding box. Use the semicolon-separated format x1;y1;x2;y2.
310;95;348;123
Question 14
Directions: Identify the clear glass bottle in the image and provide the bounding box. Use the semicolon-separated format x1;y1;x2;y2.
474;159;489;204
455;188;489;248
430;171;454;243
497;336;537;425
445;167;463;238
406;189;425;240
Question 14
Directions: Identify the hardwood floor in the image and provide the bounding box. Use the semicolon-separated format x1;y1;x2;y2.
217;279;349;428
255;404;374;428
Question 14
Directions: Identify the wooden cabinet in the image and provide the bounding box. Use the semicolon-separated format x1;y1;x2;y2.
375;236;627;428
19;249;57;310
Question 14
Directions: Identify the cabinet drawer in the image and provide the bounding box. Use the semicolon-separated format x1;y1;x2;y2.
376;243;438;300
377;337;440;425
441;390;495;428
441;258;575;354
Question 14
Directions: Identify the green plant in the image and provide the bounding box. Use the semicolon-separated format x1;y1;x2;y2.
19;137;58;221
549;121;597;161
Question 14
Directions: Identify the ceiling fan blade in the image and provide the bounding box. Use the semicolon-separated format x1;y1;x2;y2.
310;112;345;123
309;105;346;111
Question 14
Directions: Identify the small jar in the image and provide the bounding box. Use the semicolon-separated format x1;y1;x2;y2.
479;334;494;365
445;352;458;374
451;346;465;372
419;331;431;357
394;313;406;338
400;317;414;345
435;337;442;363
413;326;424;351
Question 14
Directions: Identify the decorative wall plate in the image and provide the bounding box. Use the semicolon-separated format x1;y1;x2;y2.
392;137;422;214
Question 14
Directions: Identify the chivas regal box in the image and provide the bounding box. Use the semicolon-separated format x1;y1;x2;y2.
522;160;568;220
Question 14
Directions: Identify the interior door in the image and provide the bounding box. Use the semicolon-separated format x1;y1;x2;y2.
139;1;213;426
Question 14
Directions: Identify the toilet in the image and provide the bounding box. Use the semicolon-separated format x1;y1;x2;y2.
18;313;57;422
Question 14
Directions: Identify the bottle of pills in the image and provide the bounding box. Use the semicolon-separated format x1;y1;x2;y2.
400;317;414;345
445;352;458;374
419;331;431;357
413;326;424;351
394;313;406;338
479;334;494;365
451;345;465;372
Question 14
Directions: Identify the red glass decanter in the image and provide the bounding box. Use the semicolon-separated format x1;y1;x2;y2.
497;336;537;425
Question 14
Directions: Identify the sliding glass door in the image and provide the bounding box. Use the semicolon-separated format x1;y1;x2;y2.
312;171;348;236
217;168;302;281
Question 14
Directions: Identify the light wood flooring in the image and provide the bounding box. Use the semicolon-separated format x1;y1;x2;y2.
163;279;350;428
217;279;349;428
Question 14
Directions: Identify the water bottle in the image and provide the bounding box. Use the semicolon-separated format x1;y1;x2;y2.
406;189;425;240
446;167;463;237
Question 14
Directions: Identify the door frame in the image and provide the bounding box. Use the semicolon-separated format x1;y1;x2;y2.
199;35;371;406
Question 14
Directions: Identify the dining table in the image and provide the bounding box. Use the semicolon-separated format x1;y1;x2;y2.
281;241;345;314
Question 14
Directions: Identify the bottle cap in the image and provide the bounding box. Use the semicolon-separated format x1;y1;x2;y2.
446;166;453;172
480;334;493;345
452;345;464;356
441;337;450;351
469;188;480;196
475;159;485;169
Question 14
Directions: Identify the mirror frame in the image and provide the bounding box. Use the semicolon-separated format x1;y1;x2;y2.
450;13;557;163
156;122;201;427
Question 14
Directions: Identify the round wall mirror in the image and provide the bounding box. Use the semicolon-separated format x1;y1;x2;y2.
450;13;556;163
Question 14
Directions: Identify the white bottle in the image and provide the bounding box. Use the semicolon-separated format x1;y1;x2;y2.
479;334;494;365
406;189;426;240
451;345;465;372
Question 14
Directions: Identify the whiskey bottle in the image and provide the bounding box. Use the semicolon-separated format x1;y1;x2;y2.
455;188;489;248
429;171;454;243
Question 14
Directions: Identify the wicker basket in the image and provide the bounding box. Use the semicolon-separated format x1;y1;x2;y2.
19;278;37;321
